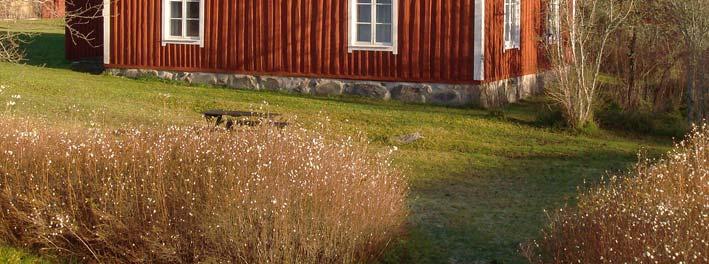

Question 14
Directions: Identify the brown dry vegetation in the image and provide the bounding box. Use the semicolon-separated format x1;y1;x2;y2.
524;124;709;263
0;118;408;263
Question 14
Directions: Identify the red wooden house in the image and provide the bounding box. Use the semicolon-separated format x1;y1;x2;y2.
68;0;555;107
42;0;66;18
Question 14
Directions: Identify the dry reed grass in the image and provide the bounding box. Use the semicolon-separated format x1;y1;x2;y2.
523;123;709;263
0;117;408;263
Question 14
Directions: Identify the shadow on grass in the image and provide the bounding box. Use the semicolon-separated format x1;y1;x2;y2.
20;32;70;69
386;146;647;263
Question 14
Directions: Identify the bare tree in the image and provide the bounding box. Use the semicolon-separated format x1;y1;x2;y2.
0;0;103;63
544;0;635;128
64;0;103;48
649;0;708;124
0;31;28;63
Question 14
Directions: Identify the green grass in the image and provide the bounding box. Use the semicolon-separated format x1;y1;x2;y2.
0;247;50;264
0;19;65;34
0;20;672;263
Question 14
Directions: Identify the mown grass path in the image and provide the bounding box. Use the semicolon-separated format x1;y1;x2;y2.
0;20;670;263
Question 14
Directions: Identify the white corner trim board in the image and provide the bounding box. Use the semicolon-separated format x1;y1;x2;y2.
103;0;110;64
473;0;485;81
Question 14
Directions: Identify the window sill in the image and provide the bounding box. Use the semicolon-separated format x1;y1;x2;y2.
348;45;397;54
162;39;204;47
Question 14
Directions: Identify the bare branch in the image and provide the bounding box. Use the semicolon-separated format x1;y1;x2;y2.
543;0;635;128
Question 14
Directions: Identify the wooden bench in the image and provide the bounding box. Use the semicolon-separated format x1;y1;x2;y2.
203;110;289;129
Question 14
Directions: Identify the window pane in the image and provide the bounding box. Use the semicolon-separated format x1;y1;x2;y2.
376;4;392;24
357;24;372;42
377;0;392;4
170;19;182;36
170;1;182;18
357;0;372;3
376;24;391;43
187;2;199;19
357;5;371;23
187;20;199;37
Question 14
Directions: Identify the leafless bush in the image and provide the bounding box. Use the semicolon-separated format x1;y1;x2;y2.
64;0;103;47
0;31;29;63
544;0;635;128
0;118;408;263
523;124;709;263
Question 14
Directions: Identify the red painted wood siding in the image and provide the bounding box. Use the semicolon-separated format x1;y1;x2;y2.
65;0;103;61
107;0;480;84
64;0;548;83
485;0;547;81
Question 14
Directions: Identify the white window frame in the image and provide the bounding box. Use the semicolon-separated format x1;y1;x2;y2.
503;0;521;50
348;0;399;54
162;0;204;47
546;0;561;43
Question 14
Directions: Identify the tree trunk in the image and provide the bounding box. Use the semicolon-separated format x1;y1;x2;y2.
700;54;707;122
685;53;696;124
627;28;638;110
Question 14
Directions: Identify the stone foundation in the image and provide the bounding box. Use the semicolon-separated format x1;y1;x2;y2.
106;68;548;108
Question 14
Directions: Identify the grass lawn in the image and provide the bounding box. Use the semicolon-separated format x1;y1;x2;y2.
0;20;672;263
0;247;50;264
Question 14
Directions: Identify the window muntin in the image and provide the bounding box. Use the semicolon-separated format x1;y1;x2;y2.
163;0;203;46
350;0;398;53
504;0;521;50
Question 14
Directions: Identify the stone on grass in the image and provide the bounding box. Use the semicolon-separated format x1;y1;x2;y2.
394;132;424;144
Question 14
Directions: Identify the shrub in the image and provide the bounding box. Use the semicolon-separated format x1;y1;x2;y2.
596;103;689;138
534;104;566;129
523;124;708;263
0;118;408;263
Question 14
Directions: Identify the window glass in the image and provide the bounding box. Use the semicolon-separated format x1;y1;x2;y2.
170;1;182;18
376;24;391;43
170;20;182;36
547;0;560;42
165;0;202;42
357;4;371;22
187;20;199;37
376;5;391;24
357;24;372;42
187;2;199;19
504;0;520;49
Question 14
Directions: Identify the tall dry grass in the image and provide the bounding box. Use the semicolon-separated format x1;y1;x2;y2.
524;124;709;263
0;118;407;263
